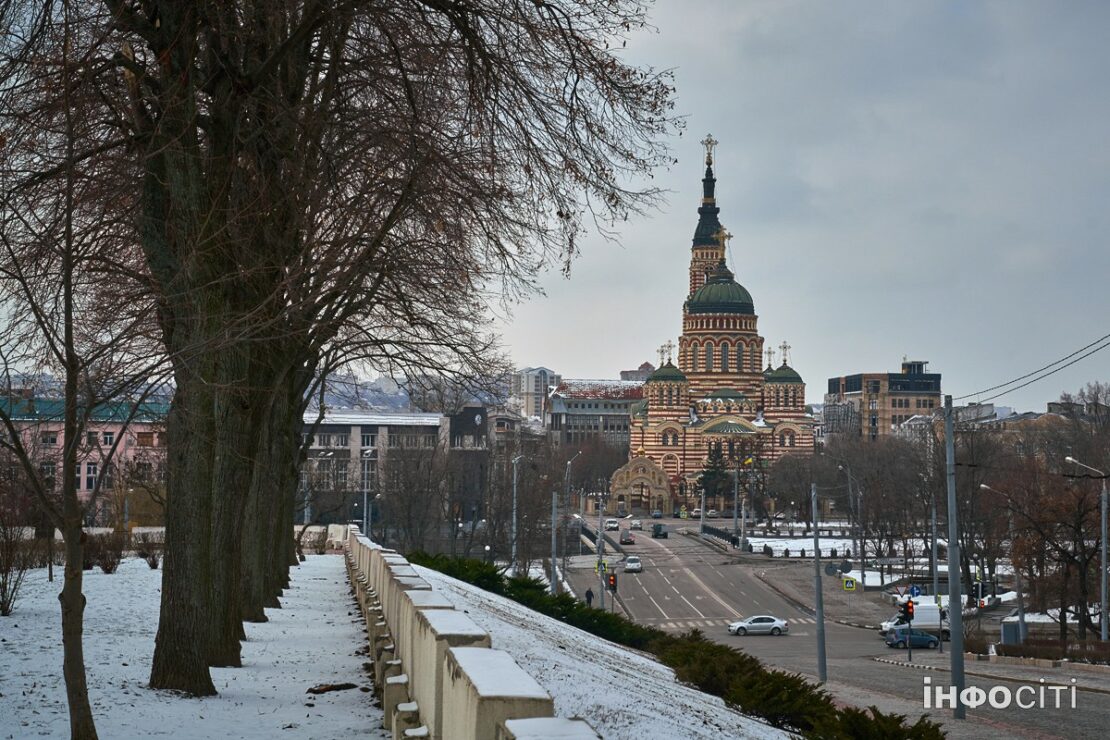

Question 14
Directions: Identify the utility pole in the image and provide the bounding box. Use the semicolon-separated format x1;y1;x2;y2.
550;487;558;596
932;488;942;654
597;490;607;610
732;467;740;543
944;395;966;719
563;451;582;591
812;482;827;683
511;455;523;577
699;485;706;536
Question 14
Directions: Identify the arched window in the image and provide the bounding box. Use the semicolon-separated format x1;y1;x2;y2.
691;343;700;372
789;432;796;447
736;344;745;372
704;342;714;372
720;343;730;373
750;344;759;370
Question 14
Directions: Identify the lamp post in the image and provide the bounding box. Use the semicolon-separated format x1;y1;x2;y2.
560;451;581;592
1065;456;1107;641
511;455;524;577
980;484;1026;644
838;463;864;591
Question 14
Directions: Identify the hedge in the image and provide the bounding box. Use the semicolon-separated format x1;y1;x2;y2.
407;553;945;738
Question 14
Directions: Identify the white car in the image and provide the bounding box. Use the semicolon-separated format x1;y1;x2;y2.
630;519;643;530
727;615;789;636
624;556;643;573
604;518;620;531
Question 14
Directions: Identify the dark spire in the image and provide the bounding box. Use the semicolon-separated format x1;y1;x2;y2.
692;134;722;247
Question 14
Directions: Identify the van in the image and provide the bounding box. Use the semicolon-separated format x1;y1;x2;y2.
879;601;949;639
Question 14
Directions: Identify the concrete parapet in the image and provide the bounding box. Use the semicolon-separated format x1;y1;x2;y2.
441;647;554;740
411;609;490;739
383;673;410;730
498;718;601;739
392;701;421;740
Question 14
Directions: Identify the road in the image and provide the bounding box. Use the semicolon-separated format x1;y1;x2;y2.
566;517;1109;740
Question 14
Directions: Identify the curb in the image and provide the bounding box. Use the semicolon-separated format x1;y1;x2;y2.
754;570;817;616
835;619;880;630
873;657;940;671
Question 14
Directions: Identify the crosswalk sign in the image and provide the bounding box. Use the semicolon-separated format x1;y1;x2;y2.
595;561;607;574
843;577;857;591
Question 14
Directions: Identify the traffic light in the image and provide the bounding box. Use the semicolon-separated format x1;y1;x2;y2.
906;600;915;622
607;573;617;592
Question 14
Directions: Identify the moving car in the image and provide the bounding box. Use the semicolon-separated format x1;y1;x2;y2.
879;602;950;639
619;530;635;545
651;509;663;519
624;556;643;573
885;628;939;650
630;519;643;530
651;523;668;539
707;509;719;518
691;508;703;517
727;615;789;636
604;518;620;531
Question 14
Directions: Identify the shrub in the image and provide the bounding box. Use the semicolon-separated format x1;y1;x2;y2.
0;515;32;616
81;533;99;570
134;532;161;569
95;532;124;574
762;544;772;557
782;548;790;558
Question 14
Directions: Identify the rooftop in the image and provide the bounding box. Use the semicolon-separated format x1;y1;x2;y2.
550;379;644;400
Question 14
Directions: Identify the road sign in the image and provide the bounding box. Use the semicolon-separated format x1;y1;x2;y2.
825;563;840;577
843;578;857;591
839;560;852;574
595;561;607;574
909;585;921;598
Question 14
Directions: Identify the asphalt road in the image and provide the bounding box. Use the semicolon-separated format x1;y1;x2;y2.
567;518;1109;740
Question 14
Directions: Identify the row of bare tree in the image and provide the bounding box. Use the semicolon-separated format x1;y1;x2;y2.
769;383;1109;638
0;1;677;737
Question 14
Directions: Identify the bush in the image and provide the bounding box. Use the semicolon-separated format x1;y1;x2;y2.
94;532;124;574
0;515;32;616
134;532;161;569
82;533;99;570
762;544;772;557
782;548;790;558
963;632;990;655
994;638;1110;665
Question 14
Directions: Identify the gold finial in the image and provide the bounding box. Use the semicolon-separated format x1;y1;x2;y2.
700;133;718;165
779;341;791;366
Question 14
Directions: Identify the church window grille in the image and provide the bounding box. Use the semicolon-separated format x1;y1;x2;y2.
704;343;714;372
737;344;745;372
691;343;700;372
720;343;730;372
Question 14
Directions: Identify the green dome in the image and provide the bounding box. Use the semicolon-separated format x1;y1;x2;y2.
648;361;687;383
766;363;804;384
686;259;754;315
707;388;747;401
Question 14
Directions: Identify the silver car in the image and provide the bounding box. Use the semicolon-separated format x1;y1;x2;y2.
624;556;643;573
727;615;789;636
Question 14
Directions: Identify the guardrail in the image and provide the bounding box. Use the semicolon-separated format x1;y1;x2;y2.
345;526;599;739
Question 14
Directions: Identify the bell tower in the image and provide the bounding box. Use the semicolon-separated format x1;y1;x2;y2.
688;134;727;296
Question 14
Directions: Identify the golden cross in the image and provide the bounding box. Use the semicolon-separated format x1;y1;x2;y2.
779;341;791;366
700;133;718;165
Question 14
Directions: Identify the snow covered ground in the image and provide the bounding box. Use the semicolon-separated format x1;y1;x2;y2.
414;564;788;740
0;556;384;740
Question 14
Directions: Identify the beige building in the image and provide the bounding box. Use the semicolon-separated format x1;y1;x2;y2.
824;360;942;440
509;367;561;419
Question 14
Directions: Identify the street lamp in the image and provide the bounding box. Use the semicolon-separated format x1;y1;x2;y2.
511;455;524;577
559;451;582;594
1065;456;1107;641
980;483;1027;643
837;463;864;591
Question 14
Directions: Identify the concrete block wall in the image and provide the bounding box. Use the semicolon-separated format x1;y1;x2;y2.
345;527;598;740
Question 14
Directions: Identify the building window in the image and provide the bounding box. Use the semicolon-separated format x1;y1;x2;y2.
704;343;714;372
751;345;759;370
361;458;376;492
361;433;376;448
317;433;331;447
85;462;97;491
102;431;114;446
103;463;114;489
136;431;155;447
86;431;98;446
720;344;730;373
336;462;348;488
691;344;699;372
40;461;56;488
41;431;58;446
737;345;745;372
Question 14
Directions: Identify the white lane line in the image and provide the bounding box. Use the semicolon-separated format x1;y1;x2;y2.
647;593;670;619
678;594;706;618
682;566;743;618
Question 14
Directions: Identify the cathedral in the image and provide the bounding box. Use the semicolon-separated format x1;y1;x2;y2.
609;136;814;515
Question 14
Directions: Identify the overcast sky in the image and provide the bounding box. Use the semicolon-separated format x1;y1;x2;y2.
497;1;1110;412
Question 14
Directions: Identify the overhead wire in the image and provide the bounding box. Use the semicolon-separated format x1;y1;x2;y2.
953;331;1110;403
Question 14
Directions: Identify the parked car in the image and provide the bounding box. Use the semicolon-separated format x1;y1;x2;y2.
727;615;789;636
651;509;663;519
691;508;703;517
707;509;719;518
630;519;643;530
619;530;635;545
720;508;734;519
624;556;643;573
651;523;668;539
604;518;620;531
885;627;939;650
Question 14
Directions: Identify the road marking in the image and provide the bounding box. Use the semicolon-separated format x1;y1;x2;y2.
682;566;742;617
678;594;706;618
647;594;669;619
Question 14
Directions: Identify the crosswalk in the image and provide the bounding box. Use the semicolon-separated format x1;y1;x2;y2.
652;617;819;630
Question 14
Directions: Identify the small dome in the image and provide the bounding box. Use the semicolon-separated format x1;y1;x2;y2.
686;259;754;315
648;361;687;383
766;363;804;384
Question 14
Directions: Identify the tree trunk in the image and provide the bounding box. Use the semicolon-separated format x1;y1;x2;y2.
150;382;217;695
59;524;98;740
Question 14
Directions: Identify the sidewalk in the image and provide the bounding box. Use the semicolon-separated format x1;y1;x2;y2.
873;651;1110;695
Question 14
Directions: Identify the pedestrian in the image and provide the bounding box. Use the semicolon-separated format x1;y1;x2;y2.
585;587;594;608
